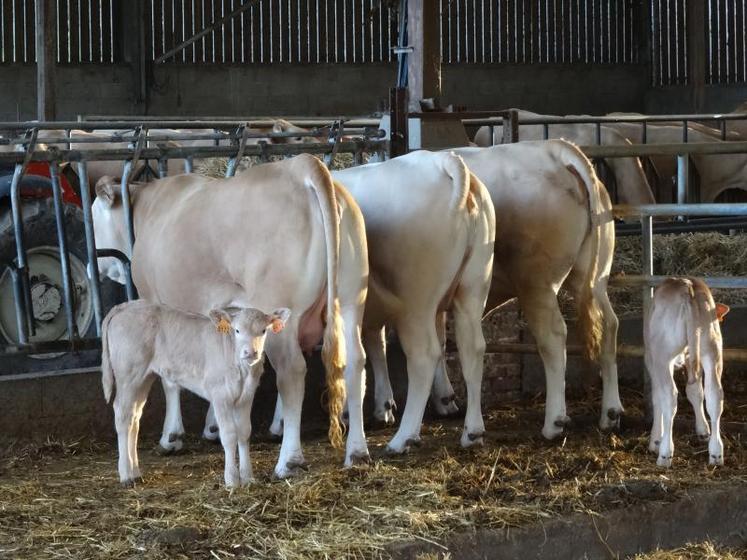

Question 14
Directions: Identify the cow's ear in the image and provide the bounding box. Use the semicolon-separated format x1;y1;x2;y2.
209;308;232;334
716;303;730;322
95;176;120;207
269;307;291;333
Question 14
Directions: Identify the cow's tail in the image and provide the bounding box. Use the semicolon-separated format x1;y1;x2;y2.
304;155;346;449
101;306;118;404
442;152;477;215
558;141;606;362
684;283;702;384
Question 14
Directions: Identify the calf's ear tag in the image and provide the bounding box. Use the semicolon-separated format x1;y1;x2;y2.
217;318;231;334
271;319;284;333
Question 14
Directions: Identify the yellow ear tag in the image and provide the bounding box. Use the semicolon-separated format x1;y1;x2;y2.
216;318;231;334
271;319;284;333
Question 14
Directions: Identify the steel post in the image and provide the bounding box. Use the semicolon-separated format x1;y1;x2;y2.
48;162;78;341
120;160;136;253
75;161;103;335
641;215;654;419
9;164;35;337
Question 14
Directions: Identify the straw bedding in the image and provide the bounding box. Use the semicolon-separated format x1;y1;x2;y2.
1;380;745;559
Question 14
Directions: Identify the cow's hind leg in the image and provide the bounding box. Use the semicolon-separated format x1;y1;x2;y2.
593;281;624;430
266;338;307;479
386;314;441;454
452;291;487;448
342;304;370;466
519;288;569;440
159;378;185;453
703;354;724;465
430;311;459;417
202;403;220;442
364;326;396;425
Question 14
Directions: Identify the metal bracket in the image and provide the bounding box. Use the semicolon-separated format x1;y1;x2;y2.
226;123;250;177
324;120;345;169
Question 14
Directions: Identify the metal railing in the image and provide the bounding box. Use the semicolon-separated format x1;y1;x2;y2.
0;119;387;366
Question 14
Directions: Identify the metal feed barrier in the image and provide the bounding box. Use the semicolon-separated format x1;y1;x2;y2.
3;111;747;378
0;119;387;367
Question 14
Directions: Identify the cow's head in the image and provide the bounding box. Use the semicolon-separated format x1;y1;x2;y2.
209;306;291;367
92;175;141;284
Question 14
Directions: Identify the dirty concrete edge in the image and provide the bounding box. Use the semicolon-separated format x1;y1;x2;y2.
387;486;747;559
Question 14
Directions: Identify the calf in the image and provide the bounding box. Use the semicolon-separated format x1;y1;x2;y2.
101;300;291;488
645;278;729;467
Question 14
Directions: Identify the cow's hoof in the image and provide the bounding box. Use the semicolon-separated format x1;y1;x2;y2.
600;408;622;431
543;416;570;440
348;452;372;466
433;394;459;417
657;455;673;468
405;437;422;448
120;476;142;488
709;454;724;466
461;430;485;448
696;432;711;442
649;440;661;453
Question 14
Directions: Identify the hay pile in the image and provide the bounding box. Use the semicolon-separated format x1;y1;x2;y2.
633;541;747;559
1;383;745;559
195;151;366;179
607;232;747;317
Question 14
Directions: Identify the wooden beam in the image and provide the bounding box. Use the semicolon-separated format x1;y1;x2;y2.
687;1;707;112
406;0;441;112
35;0;56;121
117;0;148;111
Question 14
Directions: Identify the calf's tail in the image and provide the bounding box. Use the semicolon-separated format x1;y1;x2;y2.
685;285;702;384
101;307;117;403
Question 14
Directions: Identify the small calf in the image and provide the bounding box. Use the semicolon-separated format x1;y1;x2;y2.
644;277;729;467
101;300;291;487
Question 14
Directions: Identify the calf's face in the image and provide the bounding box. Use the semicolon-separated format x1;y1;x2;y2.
209;307;291;366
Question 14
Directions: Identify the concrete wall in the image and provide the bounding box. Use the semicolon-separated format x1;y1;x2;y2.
2;62;651;120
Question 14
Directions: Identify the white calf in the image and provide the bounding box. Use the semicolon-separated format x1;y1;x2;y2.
645;277;729;467
101;300;290;487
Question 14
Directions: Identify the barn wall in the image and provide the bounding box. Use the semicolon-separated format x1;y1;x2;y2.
2;62;651;120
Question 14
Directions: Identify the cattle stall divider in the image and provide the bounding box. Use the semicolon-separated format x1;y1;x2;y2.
0;119;387;373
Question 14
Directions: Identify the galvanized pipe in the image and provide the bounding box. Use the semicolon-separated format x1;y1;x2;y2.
611;275;747;289
615;203;747;217
9;163;35;337
641;215;654;414
157;158;168;179
120;161;136;253
5;263;28;345
48;162;78;341
75;162;103;335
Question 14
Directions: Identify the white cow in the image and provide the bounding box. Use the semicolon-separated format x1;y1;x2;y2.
93;154;369;477
102;300;290;487
271;151;496;451
645;277;729;467
473;109;656;205
448;141;622;438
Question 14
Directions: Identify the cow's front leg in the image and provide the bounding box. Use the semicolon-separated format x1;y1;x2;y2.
430;311;459;417
266;338;307;479
159;378;185;453
520;289;569;440
269;395;284;438
363;326;396;425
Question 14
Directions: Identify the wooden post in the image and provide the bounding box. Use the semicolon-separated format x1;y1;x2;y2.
35;0;56;121
407;0;441;112
117;0;148;111
687;1;706;112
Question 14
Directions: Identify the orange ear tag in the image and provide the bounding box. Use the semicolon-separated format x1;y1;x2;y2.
271;319;284;333
216;318;231;334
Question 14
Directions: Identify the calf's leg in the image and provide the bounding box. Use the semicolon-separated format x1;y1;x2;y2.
159;378;185;453
703;354;725;465
202;403;220;441
269;396;284;438
685;375;710;440
655;364;678;468
212;401;240;488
